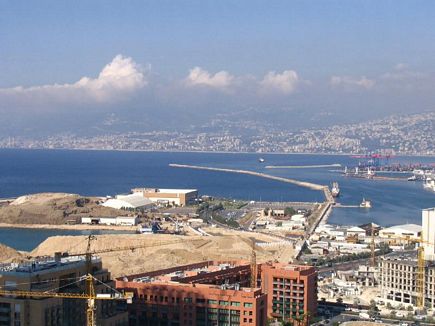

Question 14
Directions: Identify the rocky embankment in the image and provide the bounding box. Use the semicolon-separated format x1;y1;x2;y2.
0;243;23;262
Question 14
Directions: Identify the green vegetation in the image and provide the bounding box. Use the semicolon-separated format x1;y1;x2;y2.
368;300;380;318
307;243;392;266
211;212;240;228
284;207;296;216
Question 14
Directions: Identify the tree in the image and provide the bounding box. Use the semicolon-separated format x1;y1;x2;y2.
336;297;343;304
284;207;296;216
368;300;380;318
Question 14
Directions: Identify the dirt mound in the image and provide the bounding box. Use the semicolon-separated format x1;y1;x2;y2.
0;192;127;225
31;232;294;277
0;243;23;261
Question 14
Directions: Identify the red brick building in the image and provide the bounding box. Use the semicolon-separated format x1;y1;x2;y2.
116;260;317;325
260;263;317;322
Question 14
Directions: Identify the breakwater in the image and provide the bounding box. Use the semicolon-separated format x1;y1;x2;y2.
169;163;333;202
265;164;341;169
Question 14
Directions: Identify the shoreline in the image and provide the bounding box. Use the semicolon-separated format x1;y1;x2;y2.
0;147;434;158
0;223;137;232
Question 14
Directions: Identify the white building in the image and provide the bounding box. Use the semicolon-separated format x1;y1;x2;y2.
101;193;154;210
346;226;366;238
81;216;139;226
423;207;435;261
379;223;422;240
131;188;198;206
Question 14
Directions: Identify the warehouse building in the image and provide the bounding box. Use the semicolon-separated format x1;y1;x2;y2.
102;193;154;210
131;188;198;206
0;254;127;325
81;216;139;226
378;223;422;241
116;260;317;325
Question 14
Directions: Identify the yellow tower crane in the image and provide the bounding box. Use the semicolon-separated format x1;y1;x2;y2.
0;236;205;326
385;234;434;309
250;239;257;288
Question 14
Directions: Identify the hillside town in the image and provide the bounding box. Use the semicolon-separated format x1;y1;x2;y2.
0;112;433;155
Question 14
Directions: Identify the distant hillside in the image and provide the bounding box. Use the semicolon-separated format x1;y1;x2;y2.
0;112;434;155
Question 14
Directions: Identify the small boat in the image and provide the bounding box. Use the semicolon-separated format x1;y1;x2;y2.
360;198;372;208
331;182;340;197
258;158;265;163
407;175;417;181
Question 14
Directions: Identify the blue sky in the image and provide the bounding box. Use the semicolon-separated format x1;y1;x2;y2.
0;1;435;135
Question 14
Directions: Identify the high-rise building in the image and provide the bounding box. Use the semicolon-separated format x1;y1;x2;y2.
260;263;317;321
423;208;435;261
0;254;128;326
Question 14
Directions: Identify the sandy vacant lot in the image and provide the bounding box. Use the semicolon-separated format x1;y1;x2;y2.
30;230;295;277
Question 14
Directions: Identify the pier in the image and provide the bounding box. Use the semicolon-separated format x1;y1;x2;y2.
265;164;341;169
169;163;334;203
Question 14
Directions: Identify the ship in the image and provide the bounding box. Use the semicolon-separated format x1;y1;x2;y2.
331;182;340;197
258;158;265;163
407;175;417;181
360;198;372;208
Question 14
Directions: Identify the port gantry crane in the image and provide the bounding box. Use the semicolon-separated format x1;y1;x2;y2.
0;235;205;326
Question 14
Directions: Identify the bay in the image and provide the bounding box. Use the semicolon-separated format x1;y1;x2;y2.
0;149;434;250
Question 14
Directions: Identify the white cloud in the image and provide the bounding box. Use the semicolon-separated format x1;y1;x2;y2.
330;75;375;90
0;55;146;103
185;67;234;88
260;70;299;94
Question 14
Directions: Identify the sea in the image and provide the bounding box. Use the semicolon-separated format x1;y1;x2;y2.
0;149;434;250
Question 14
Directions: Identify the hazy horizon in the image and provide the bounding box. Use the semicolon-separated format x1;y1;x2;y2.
1;1;435;137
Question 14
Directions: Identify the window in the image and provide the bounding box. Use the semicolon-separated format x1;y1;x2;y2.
219;300;229;306
197;298;206;304
231;301;240;307
184;297;193;303
208;299;218;305
243;302;253;308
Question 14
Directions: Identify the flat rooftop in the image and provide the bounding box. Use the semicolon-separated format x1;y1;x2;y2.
132;188;197;194
125;261;249;284
0;256;100;276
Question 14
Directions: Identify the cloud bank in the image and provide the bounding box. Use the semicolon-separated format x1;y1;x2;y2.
260;70;300;94
185;67;234;89
330;75;375;90
0;55;147;104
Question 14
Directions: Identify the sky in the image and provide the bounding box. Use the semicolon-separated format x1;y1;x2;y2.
1;1;435;136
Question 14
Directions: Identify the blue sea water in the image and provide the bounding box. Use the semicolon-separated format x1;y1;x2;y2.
0;228;132;251
0;149;434;249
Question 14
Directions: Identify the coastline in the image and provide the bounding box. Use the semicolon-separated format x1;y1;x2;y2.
0;223;137;232
0;147;434;158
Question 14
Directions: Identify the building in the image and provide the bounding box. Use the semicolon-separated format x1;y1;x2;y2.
116;260;317;325
81;216;139;226
131;188;198;206
378;209;435;309
379;251;435;308
378;223;422;240
260;263;317;321
116;261;266;326
0;254;128;326
422;208;435;261
346;226;366;238
102;194;154;210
